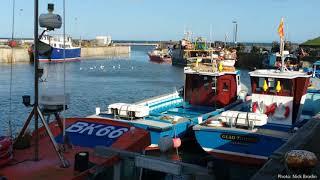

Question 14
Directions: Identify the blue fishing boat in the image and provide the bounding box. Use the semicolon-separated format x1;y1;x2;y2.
262;51;300;71
193;19;320;165
92;57;243;150
38;34;81;62
193;69;317;165
310;60;320;78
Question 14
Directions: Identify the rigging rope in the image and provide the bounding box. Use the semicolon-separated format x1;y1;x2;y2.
62;0;66;143
8;0;16;138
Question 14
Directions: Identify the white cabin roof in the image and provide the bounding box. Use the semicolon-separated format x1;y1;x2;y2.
249;69;310;79
184;66;238;76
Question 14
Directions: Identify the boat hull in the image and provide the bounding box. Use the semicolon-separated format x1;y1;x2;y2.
93;114;191;150
193;127;287;165
0;118;150;180
39;47;81;62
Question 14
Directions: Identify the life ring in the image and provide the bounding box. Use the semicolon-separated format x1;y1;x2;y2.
265;103;277;116
252;102;289;119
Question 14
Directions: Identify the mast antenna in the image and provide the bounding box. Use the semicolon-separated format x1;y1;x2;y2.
15;2;69;168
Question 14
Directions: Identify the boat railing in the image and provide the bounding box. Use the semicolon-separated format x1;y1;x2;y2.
186;61;236;74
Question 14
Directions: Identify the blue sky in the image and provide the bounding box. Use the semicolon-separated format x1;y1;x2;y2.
0;0;319;43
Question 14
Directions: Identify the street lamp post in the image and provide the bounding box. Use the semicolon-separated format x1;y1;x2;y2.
232;21;238;46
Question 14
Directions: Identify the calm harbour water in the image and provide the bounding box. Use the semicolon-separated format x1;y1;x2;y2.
0;46;186;135
0;45;255;179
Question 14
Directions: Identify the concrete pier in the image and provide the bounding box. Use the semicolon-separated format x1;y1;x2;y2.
81;46;130;58
0;46;131;63
0;48;29;63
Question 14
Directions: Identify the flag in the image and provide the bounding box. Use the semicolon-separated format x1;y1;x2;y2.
278;18;284;39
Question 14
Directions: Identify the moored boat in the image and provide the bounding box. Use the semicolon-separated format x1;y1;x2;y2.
91;57;243;150
0;118;150;180
38;34;81;62
171;36;237;67
193;18;320;165
147;48;172;63
262;50;301;71
193;69;315;165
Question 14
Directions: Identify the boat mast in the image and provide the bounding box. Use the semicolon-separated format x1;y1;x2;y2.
33;0;40;161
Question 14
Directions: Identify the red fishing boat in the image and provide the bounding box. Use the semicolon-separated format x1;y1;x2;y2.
0;118;149;180
148;48;172;64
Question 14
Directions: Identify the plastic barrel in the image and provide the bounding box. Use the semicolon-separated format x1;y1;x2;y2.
74;151;89;172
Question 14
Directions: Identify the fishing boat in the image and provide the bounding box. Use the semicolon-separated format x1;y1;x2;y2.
0;3;150;179
91;55;243;150
193;18;320;165
147;47;172;63
38;34;81;62
171;37;237;67
0;118;150;180
309;60;320;79
262;51;301;71
193;69;314;165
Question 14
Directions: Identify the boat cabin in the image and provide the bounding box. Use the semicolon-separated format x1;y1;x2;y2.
40;34;75;49
183;60;240;108
263;51;300;71
249;69;310;126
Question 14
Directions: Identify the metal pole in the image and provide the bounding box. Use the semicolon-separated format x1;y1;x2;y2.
33;0;39;161
233;23;235;44
8;0;16;138
62;0;66;146
281;37;285;72
235;23;238;44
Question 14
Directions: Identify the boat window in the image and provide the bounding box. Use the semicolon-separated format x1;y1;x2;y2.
258;78;265;91
268;78;276;93
204;82;209;90
281;79;292;95
237;75;240;86
223;82;229;91
268;78;275;88
252;77;292;96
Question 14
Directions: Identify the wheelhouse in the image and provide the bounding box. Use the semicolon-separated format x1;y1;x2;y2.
184;61;240;108
249;69;310;126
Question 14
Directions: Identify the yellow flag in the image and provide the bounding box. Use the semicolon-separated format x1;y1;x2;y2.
278;18;284;39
